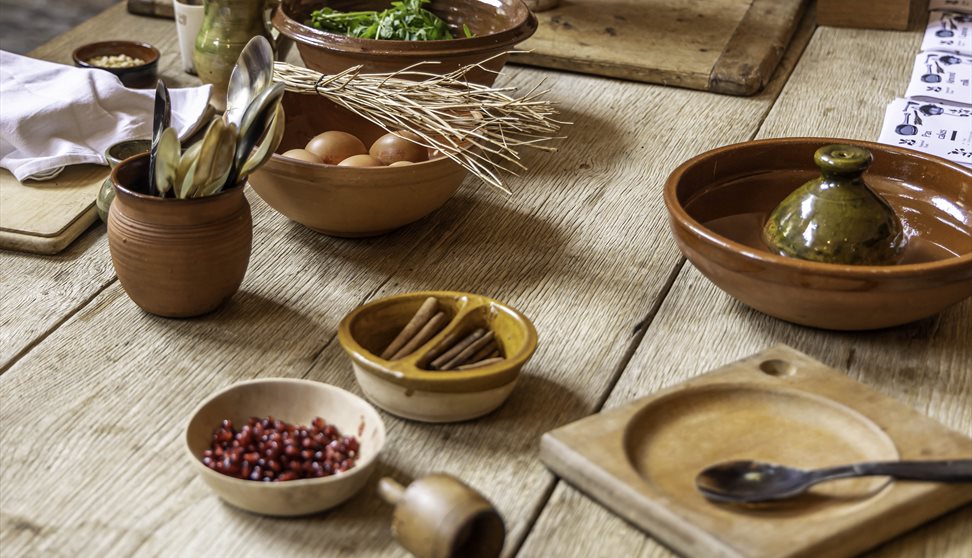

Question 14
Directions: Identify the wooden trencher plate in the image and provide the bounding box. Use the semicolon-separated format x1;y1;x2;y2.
540;345;972;558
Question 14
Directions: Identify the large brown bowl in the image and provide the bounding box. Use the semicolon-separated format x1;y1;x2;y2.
664;138;972;330
248;92;468;237
272;0;537;85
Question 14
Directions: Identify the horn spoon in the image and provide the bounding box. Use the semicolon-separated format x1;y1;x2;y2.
696;459;972;504
148;81;171;197
224;36;274;130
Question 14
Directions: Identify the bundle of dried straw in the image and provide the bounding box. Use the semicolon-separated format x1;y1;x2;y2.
272;55;565;193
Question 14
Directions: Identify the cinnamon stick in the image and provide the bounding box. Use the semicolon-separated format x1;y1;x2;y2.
381;297;438;360
468;341;498;363
441;331;495;370
430;328;485;370
456;357;504;371
420;328;466;366
391;312;448;360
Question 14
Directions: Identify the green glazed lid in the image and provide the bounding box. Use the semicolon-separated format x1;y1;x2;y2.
762;144;907;266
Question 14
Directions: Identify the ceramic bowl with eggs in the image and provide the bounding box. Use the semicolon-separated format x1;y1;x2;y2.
248;92;469;237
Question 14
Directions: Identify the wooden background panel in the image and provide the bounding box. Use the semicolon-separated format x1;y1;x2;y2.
0;8;801;554
520;24;971;558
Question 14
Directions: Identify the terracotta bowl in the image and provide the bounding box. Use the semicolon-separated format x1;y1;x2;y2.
109;153;252;318
664;138;972;330
72;41;160;88
271;0;537;85
248;92;469;237
185;378;387;516
338;291;538;422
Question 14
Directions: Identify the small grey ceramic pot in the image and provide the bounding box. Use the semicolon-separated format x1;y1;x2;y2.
97;139;152;223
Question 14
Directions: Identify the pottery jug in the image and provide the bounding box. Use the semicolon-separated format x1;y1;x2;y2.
194;0;282;110
762;144;906;265
108;153;252;318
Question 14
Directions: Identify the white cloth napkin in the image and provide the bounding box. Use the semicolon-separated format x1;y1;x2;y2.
0;50;212;181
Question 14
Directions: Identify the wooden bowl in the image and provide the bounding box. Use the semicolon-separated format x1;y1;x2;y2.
338;291;538;422
271;0;537;85
184;378;386;516
248;92;468;237
664;137;972;330
72;41;160;88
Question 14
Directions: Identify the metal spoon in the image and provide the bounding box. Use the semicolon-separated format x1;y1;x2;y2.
696;459;972;504
224;36;274;130
224;82;284;188
148;81;171;197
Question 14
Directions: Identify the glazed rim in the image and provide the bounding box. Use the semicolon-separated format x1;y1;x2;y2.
72;40;160;67
183;378;387;489
111;152;244;203
337;290;539;391
265;150;461;176
272;0;538;52
664;137;972;278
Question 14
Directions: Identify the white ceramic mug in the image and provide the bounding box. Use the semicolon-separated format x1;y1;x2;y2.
174;0;205;75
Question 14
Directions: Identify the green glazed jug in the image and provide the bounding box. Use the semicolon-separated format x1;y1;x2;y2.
193;0;279;111
762;144;906;266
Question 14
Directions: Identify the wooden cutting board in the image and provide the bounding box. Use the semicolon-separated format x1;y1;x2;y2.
0;166;107;255
514;0;807;95
540;345;972;558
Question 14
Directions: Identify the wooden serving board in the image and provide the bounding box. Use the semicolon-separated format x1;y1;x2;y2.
0;166;107;255
540;345;972;558
514;0;807;95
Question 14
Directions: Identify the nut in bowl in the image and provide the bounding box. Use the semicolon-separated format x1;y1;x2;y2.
248;92;469;237
338;291;538;423
184;378;386;516
72;41;160;88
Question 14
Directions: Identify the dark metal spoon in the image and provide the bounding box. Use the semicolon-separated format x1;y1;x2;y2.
148;81;171;197
696;459;972;504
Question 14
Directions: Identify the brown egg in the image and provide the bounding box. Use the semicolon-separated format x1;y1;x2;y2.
338;154;385;167
388;161;414;167
305;131;367;164
369;131;428;165
281;149;323;164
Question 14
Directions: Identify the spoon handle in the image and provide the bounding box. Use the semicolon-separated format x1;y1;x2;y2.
814;459;972;483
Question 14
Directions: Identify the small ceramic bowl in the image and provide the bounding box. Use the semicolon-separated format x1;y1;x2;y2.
272;0;537;86
338;291;538;422
248;92;469;237
97;139;152;222
72;41;160;88
184;378;387;516
664;137;972;330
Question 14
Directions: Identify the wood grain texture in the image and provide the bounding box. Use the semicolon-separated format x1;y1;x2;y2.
0;4;802;557
520;24;972;558
540;345;972;558
513;0;805;95
816;0;929;31
0;3;197;371
0;165;106;253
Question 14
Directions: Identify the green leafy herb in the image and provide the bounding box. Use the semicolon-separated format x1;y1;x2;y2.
308;0;472;41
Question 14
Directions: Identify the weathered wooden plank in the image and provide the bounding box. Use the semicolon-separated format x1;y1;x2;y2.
0;4;191;370
0;7;801;557
520;25;972;558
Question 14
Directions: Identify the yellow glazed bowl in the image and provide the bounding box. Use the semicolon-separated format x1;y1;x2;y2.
338;291;538;423
184;378;386;516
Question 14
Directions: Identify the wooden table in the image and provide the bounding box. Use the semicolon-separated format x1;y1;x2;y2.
1;4;969;557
